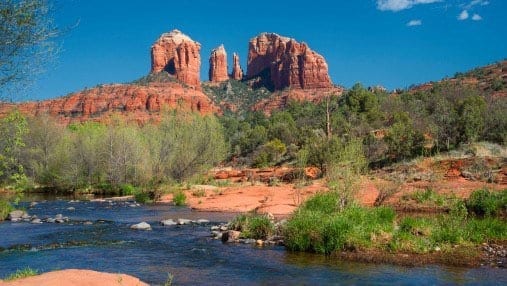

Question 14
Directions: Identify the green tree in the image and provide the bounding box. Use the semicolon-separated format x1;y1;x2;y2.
0;110;28;184
459;95;486;143
0;0;58;97
384;112;424;161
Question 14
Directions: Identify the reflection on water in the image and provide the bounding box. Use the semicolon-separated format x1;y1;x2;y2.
0;193;505;285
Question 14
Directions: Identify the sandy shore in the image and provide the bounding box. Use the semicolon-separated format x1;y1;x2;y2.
0;269;148;286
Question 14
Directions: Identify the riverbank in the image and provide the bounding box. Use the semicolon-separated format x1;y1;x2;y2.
0;269;148;286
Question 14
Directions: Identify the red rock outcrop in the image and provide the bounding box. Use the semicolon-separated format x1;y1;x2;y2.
231;52;243;80
208;45;228;82
151;30;201;88
247;33;332;90
0;81;215;125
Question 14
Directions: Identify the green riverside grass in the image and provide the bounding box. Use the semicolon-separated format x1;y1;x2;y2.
173;190;187;206
4;267;38;281
229;213;275;240
284;191;507;255
0;199;13;221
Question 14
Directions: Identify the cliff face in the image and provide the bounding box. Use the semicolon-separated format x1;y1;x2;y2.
208;45;228;82
151;29;201;88
247;33;332;90
231;53;243;80
0;81;214;124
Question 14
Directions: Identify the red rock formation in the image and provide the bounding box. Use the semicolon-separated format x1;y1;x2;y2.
208;45;228;82
231;52;243;80
151;30;201;88
0;81;215;125
247;33;332;90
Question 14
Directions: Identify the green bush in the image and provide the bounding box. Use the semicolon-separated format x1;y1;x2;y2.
134;191;152;204
4;267;38;281
229;213;274;240
173;191;186;206
300;191;340;214
466;189;507;216
120;184;137;196
0;199;13;221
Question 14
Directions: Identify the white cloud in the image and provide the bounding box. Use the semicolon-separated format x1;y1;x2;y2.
471;13;482;20
464;0;489;9
377;0;441;12
458;10;469;20
407;19;423;26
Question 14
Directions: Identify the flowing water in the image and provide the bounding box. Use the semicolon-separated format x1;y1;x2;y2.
0;194;505;285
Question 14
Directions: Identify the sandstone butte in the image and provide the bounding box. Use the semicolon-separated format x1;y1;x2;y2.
231;52;243;80
151;29;201;88
0;30;341;123
208;44;229;82
0;269;148;286
247;32;333;90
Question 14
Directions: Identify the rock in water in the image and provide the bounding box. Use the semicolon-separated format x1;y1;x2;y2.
160;219;177;226
177;218;192;225
130;222;152;230
247;33;332;90
7;210;26;221
221;230;241;243
151;29;201;88
209;45;228;82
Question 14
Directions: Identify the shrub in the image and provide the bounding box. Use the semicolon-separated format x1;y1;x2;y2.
173;191;186;206
120;184;137;196
229;213;274;240
134;191;152;204
0;199;13;221
191;188;206;197
4;267;38;281
466;189;507;216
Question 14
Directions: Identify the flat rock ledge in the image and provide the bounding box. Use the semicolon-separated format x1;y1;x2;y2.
0;269;148;286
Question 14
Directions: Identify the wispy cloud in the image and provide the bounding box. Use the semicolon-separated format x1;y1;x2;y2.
458;10;469;20
407;19;423;26
464;0;489;9
377;0;441;12
471;13;483;20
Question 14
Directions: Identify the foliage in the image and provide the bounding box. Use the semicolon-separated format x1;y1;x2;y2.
4;267;38;281
0;199;13;220
466;189;507;217
229;213;274;240
0;0;58;98
0;110;28;184
172;190;186;206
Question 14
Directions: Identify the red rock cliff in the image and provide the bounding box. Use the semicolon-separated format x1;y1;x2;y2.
247;33;332;90
231;52;243;80
0;81;215;125
151;30;201;88
208;45;228;82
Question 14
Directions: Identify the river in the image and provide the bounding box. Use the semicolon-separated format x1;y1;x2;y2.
0;194;505;285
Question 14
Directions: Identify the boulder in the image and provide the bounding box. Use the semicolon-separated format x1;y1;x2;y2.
31;218;42;224
160;219;177;226
221;230;241;243
130;222;152;230
7;210;26;221
177;218;192;225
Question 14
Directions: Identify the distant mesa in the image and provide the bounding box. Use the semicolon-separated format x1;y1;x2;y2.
151;29;201;88
247;32;332;90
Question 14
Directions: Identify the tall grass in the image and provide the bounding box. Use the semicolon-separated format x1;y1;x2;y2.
0;199;13;221
229;213;274;240
4;267;38;281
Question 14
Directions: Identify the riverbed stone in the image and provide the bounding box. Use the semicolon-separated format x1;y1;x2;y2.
46;218;56;223
130;222;152;230
55;214;63;219
7;210;26;221
31;218;42;224
160;219;177;226
221;230;241;243
196;219;210;224
67;207;76;211
210;225;220;231
177;218;192;225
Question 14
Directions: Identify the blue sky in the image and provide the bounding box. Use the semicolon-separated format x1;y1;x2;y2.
25;0;507;101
